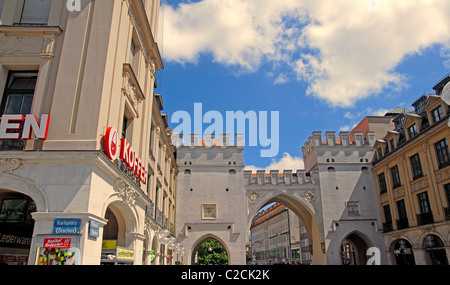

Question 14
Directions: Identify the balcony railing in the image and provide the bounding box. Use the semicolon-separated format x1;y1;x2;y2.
396;218;409;230
444;207;450;221
156;209;163;225
383;222;393;233
417;212;434;226
0;140;25;151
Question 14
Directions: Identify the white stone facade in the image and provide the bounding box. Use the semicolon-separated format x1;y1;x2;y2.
176;131;388;265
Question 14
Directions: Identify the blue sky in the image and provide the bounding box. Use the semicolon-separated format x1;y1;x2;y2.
155;0;450;171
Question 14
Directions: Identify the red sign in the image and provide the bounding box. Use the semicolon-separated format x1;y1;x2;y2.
0;114;50;140
104;127;147;185
43;238;71;249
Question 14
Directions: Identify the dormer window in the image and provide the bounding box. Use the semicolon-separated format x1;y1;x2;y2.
431;106;444;123
377;147;383;159
389;139;395;151
408;124;417;138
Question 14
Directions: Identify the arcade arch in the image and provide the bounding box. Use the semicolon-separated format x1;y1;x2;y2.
0;188;37;265
100;202;137;265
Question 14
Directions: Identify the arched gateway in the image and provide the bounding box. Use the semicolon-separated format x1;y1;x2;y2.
174;133;387;265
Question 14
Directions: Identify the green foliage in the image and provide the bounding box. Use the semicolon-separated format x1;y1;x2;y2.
196;240;228;265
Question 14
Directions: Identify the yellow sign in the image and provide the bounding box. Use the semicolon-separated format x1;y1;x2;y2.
102;240;117;250
116;247;134;261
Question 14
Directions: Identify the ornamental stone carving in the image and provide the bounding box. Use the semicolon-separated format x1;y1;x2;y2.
0;158;24;174
114;178;139;207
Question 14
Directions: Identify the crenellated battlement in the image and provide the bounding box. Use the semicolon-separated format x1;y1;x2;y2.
243;169;319;186
301;131;375;158
172;133;244;148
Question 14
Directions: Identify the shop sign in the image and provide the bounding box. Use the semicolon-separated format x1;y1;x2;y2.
88;220;100;238
104;127;148;184
43;238;72;249
0;255;28;263
102;240;117;250
53;219;81;235
34;236;80;265
116;247;134;261
0;230;32;249
0;114;50;140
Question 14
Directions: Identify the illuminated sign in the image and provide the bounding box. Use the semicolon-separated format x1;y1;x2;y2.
0;114;50;140
104;127;147;184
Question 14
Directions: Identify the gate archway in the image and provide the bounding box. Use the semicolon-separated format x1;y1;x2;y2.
191;234;230;265
247;192;325;265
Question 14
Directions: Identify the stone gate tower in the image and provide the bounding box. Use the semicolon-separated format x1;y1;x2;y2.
174;134;247;265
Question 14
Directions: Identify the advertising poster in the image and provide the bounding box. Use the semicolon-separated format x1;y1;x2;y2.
33;236;80;265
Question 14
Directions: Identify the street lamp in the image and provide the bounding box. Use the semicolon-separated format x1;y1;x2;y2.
159;230;171;265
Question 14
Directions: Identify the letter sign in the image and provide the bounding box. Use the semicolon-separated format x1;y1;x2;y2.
104;127;119;161
104;127;147;185
0;114;50;140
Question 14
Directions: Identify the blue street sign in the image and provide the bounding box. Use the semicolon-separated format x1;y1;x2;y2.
89;220;100;238
54;219;81;227
53;219;81;235
53;226;80;235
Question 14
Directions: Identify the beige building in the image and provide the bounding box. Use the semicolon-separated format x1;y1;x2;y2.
372;75;450;265
0;0;177;265
250;202;310;265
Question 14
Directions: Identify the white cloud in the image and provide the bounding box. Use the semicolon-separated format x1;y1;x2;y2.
244;152;304;172
161;0;450;107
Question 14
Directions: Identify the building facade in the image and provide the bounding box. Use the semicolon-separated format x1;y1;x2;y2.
302;130;388;265
372;76;450;265
250;203;310;265
174;134;248;265
0;0;177;265
175;128;388;265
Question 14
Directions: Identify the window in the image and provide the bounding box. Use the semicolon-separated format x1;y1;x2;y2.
149;124;154;155
396;199;408;229
435;139;450;168
444;184;450;207
0;0;5;22
0;198;36;223
129;37;139;73
408;124;417;138
378;173;387;194
391;165;401;189
417;191;434;225
130;38;136;64
0;71;37;150
146;172;151;195
417;192;431;214
383;204;392;224
431;106;444;123
389;139;395;151
1;71;37;116
154;186;159;215
121;116;128;139
377;148;383;159
20;0;52;24
410;153;423;180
